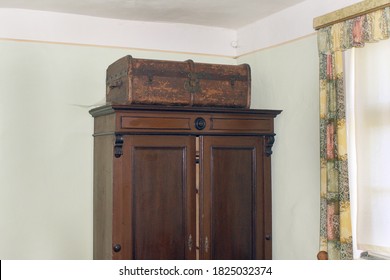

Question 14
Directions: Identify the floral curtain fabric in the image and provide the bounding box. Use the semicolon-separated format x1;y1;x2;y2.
317;7;390;260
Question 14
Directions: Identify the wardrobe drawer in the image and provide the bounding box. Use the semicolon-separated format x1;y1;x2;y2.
210;117;273;134
120;115;192;131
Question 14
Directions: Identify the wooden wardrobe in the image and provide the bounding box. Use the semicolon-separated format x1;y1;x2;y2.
90;105;280;260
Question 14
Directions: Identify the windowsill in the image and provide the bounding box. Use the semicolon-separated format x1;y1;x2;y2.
358;251;390;260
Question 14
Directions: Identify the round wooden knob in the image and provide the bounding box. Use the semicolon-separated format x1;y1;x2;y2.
195;117;206;130
113;244;121;252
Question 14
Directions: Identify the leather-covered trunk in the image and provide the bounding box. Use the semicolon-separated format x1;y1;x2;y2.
106;55;251;108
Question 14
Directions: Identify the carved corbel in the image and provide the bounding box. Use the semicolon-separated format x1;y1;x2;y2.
264;134;275;157
114;134;124;158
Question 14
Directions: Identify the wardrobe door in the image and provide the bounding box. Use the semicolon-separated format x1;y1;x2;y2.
113;135;196;260
200;136;266;260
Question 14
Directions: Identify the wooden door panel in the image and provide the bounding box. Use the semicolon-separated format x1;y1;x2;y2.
116;135;196;260
133;148;185;259
201;136;264;260
212;148;254;259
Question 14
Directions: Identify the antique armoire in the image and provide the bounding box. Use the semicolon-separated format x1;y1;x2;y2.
90;104;280;260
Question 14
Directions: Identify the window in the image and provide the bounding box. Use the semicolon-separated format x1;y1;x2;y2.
345;38;390;259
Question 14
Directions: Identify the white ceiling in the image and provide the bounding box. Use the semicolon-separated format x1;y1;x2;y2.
0;0;307;29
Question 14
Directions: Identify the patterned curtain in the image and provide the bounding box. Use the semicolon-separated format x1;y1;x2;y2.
318;7;390;260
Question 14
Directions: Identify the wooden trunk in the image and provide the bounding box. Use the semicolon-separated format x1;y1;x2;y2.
106;56;251;108
90;105;281;260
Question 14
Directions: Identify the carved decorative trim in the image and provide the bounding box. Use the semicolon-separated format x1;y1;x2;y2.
265;135;275;157
114;134;124;158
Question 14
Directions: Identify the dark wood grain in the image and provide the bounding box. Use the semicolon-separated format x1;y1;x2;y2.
200;136;267;260
119;135;196;260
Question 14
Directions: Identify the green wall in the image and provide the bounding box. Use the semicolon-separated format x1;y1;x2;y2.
238;34;320;259
0;40;234;259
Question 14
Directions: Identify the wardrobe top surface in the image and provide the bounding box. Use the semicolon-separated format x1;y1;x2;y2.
89;104;282;118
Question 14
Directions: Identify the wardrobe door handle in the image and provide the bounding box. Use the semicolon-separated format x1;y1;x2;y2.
188;234;193;251
204;236;209;253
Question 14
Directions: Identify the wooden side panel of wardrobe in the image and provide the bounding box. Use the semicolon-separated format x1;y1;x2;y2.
200;136;265;260
113;135;196;260
93;134;114;260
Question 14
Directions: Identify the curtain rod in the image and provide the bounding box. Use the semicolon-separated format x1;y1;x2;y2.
313;0;390;30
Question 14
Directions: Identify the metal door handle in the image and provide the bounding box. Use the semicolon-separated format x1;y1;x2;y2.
204;236;209;253
188;234;193;251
